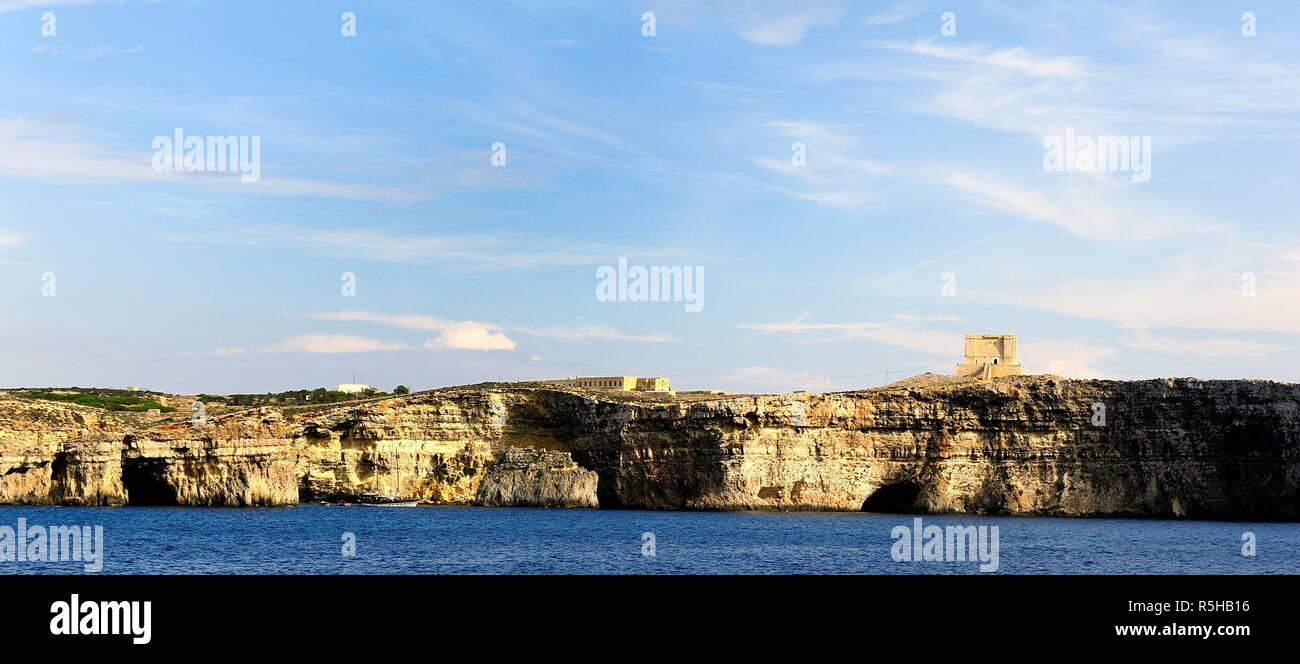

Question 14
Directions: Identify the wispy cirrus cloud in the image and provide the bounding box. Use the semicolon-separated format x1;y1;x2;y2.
644;0;842;47
1121;325;1286;358
73;44;145;59
737;3;842;46
0;229;23;247
716;366;823;392
889;312;963;323
866;39;1087;77
299;311;461;332
297;311;677;348
754;121;891;207
934;171;1221;244
0;116;430;202
864;0;925;27
164;226;607;269
850;18;1300;146
755;118;1218;247
738;312;960;357
513;324;680;343
740;311;1119;379
208;334;407;356
963;246;1300;336
738;311;884;334
0;0;156;11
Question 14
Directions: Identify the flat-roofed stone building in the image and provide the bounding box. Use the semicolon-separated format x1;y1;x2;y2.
545;376;672;393
955;334;1024;379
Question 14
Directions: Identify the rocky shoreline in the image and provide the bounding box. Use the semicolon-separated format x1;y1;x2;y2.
1;376;1297;520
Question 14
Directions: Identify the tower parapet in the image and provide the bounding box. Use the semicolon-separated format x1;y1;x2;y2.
955;334;1024;379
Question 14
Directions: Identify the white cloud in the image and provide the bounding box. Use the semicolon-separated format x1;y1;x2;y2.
167;226;614;268
882;222;1037;281
0;229;23;247
425;323;516;351
302;311;459;332
296;310;518;351
0;0;135;11
1020;340;1116;379
970;247;1300;335
851;23;1300;149
935;172;1221;244
837;326;956;356
204;346;249;357
736;4;842;46
738;311;884;334
716;366;822;392
0;117;429;203
646;0;842;47
739;313;956;357
864;0;924;27
267;334;406;354
867;39;1087;78
1122;327;1286;358
753;121;894;207
74;44;145;59
889;312;963;323
513;325;679;343
208;334;407;356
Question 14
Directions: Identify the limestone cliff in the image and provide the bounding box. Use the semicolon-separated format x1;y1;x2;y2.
1;376;1297;519
474;447;599;508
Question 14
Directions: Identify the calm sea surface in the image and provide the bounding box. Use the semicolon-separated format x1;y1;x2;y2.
1;505;1296;574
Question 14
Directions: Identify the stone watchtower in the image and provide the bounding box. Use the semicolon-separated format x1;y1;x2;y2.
955;334;1024;379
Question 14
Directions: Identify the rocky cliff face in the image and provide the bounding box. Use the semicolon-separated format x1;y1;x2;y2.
474;447;599;508
1;376;1297;519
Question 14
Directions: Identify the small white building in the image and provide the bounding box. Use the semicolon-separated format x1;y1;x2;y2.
336;383;372;394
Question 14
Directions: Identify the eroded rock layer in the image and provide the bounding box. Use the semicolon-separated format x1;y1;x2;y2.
474;447;599;508
1;376;1297;519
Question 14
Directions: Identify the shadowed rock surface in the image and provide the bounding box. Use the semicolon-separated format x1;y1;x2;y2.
1;376;1297;519
473;447;598;507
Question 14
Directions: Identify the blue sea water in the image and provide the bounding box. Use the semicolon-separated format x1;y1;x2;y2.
0;505;1295;574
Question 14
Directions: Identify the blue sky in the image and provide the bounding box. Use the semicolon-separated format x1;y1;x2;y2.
1;0;1299;394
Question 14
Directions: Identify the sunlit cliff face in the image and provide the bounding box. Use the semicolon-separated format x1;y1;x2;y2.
2;377;1297;519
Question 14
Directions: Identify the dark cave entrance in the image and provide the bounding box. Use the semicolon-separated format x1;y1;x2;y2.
122;459;178;506
861;481;923;513
569;449;619;508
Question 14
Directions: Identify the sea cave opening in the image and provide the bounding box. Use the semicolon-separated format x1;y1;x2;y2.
861;481;924;513
121;459;179;506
